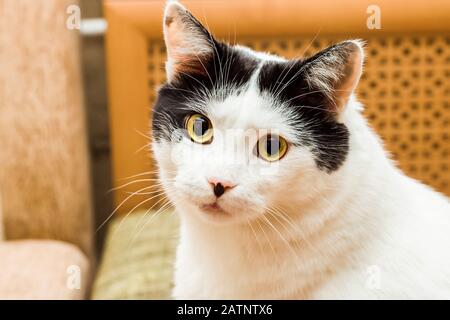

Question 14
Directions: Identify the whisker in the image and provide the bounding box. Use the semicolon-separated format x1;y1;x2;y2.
247;219;264;254
96;185;162;232
254;217;277;260
109;178;173;193
271;204;325;259
262;211;303;271
135;142;151;155
127;199;174;249
134;128;151;140
128;194;172;235
271;30;321;99
124;186;166;195
112;190;169;235
118;171;159;181
201;13;224;100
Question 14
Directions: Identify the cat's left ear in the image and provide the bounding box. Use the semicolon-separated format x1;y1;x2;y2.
163;1;214;82
304;40;364;113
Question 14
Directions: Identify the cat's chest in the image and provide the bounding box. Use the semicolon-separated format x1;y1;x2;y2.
172;240;330;299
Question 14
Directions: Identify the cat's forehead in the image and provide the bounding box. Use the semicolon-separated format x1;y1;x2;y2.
232;44;286;63
204;82;298;139
200;45;295;129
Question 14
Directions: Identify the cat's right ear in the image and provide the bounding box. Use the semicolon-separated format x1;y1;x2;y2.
163;1;214;82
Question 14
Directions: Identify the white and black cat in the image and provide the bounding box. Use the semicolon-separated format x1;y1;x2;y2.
151;1;450;299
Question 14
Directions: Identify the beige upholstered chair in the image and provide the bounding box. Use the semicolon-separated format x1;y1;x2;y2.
0;0;93;299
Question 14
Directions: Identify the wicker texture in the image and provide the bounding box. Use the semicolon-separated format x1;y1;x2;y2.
92;210;178;299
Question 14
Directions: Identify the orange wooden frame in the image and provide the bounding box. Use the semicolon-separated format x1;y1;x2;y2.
104;0;450;214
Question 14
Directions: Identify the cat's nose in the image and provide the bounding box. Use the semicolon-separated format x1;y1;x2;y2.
207;178;236;198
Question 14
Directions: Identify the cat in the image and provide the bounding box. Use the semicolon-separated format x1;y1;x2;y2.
151;1;450;299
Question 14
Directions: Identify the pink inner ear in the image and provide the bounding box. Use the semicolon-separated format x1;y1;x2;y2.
165;19;194;75
164;17;211;77
163;2;214;80
335;48;363;112
165;19;184;57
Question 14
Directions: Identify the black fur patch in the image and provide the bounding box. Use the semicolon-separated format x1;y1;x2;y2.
155;5;351;174
152;42;258;141
257;59;350;173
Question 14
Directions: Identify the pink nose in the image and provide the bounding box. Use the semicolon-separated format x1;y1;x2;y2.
207;177;236;198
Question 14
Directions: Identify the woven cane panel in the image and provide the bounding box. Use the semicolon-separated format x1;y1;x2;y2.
148;34;450;196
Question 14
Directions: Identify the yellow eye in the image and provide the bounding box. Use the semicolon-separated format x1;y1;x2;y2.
185;113;213;144
257;134;288;162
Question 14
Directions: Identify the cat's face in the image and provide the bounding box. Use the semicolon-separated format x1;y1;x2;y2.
152;1;363;224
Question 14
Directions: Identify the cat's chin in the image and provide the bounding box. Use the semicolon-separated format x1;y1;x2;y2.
195;202;236;224
172;192;265;225
200;202;229;216
191;200;263;225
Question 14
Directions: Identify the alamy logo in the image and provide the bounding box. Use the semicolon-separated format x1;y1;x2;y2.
66;5;81;30
169;128;283;174
66;265;81;290
366;265;381;290
366;5;382;30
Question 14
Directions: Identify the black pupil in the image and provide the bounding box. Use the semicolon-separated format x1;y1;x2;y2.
193;117;209;137
266;136;280;156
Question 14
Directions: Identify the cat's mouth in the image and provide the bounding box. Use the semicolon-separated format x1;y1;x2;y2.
200;201;229;215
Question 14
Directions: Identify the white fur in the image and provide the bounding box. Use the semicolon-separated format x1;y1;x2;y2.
154;81;450;299
154;2;450;299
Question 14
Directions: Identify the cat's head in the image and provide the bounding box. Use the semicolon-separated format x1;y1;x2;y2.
152;1;364;224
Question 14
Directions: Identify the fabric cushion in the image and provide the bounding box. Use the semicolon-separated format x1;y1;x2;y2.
92;210;179;299
0;240;89;299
